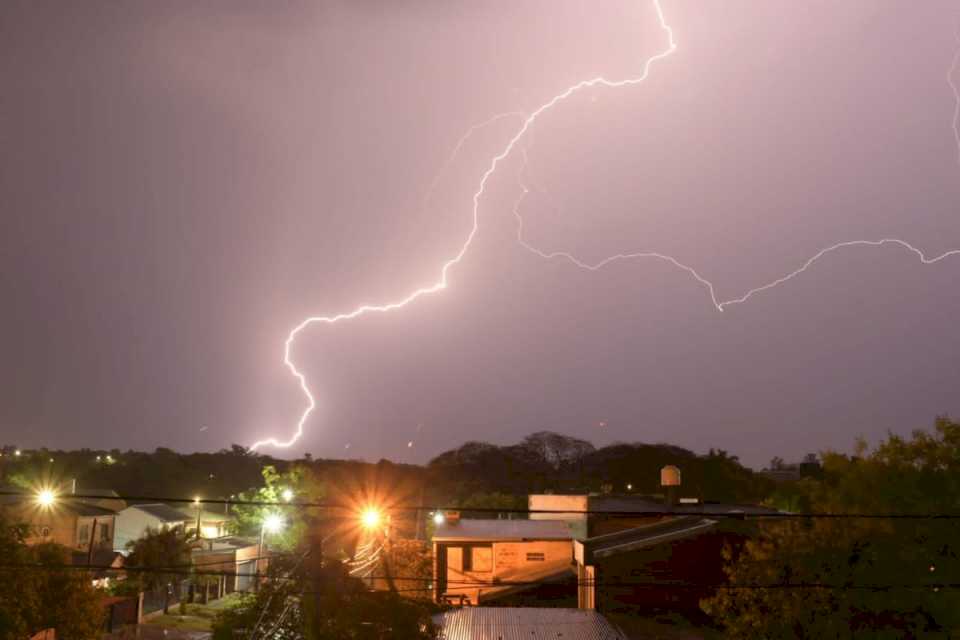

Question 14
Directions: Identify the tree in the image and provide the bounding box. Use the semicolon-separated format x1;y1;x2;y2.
0;518;105;639
125;526;193;593
702;417;960;637
232;464;323;551
519;431;595;469
212;555;437;640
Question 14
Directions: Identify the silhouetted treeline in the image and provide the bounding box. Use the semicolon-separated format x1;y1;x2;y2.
0;432;770;507
425;431;771;504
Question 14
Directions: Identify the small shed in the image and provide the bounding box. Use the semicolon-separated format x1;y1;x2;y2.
432;519;574;605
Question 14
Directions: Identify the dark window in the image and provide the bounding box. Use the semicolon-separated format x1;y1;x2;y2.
526;552;545;562
100;524;110;541
79;525;90;543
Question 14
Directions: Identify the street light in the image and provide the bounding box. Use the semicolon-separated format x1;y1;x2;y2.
263;513;284;535
281;488;294;502
433;512;445;526
36;489;56;508
256;513;285;591
360;507;382;531
193;497;202;540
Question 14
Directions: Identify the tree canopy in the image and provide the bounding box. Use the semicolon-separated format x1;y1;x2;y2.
0;518;105;639
702;417;960;637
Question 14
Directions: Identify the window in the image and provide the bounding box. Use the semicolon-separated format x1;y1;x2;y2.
79;525;90;543
526;552;545;562
469;546;493;572
461;545;493;572
100;524;110;541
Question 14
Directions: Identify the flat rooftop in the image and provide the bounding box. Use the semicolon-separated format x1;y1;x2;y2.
434;518;573;542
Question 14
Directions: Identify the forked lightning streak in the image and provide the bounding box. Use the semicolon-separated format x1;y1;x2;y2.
250;1;960;450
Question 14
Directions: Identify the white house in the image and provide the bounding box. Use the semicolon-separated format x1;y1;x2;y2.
114;503;191;552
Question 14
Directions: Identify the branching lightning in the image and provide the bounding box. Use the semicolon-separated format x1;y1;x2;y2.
250;1;960;451
513;154;960;312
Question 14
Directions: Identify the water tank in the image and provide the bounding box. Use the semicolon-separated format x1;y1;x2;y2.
660;465;681;487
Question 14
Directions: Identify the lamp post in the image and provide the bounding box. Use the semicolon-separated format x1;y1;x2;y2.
257;514;284;591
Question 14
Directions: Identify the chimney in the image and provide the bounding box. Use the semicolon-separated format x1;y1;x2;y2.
660;465;681;509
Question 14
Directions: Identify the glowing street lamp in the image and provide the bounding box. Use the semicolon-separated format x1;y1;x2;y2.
281;488;294;503
433;512;445;526
263;513;285;535
36;489;56;508
193;497;202;540
256;513;285;591
360;507;382;531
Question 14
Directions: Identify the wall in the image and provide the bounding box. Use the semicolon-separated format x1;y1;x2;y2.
528;495;588;538
76;515;114;551
16;506;78;548
439;539;573;604
114;508;176;552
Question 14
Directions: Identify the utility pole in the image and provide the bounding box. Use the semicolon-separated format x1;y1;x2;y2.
86;518;98;566
306;516;326;638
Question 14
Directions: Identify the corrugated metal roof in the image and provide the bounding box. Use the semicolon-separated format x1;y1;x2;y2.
433;607;628;640
434;519;573;542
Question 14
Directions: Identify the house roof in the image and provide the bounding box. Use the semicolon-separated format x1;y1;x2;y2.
132;503;191;523
433;607;628;640
576;515;717;563
66;502;118;517
191;535;259;555
75;488;121;499
588;495;779;516
176;505;233;522
433;519;573;542
0;489;116;516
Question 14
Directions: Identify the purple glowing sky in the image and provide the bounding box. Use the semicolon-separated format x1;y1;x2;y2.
2;0;959;467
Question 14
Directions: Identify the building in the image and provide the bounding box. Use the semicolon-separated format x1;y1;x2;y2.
531;486;778;615
71;548;126;588
114;503;191;552
530;492;777;538
190;536;263;594
432;518;574;605
573;515;719;611
432;607;628;640
0;485;125;551
178;505;233;539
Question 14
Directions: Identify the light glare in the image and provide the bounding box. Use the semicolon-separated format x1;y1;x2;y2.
263;513;284;534
361;508;382;531
36;489;56;508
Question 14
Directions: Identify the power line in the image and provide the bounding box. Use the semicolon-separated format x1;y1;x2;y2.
3;490;959;519
0;562;956;592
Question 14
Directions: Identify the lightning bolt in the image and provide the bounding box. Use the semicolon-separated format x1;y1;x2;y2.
250;1;960;451
513;156;960;313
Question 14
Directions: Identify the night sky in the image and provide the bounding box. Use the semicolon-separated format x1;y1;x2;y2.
2;0;959;468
